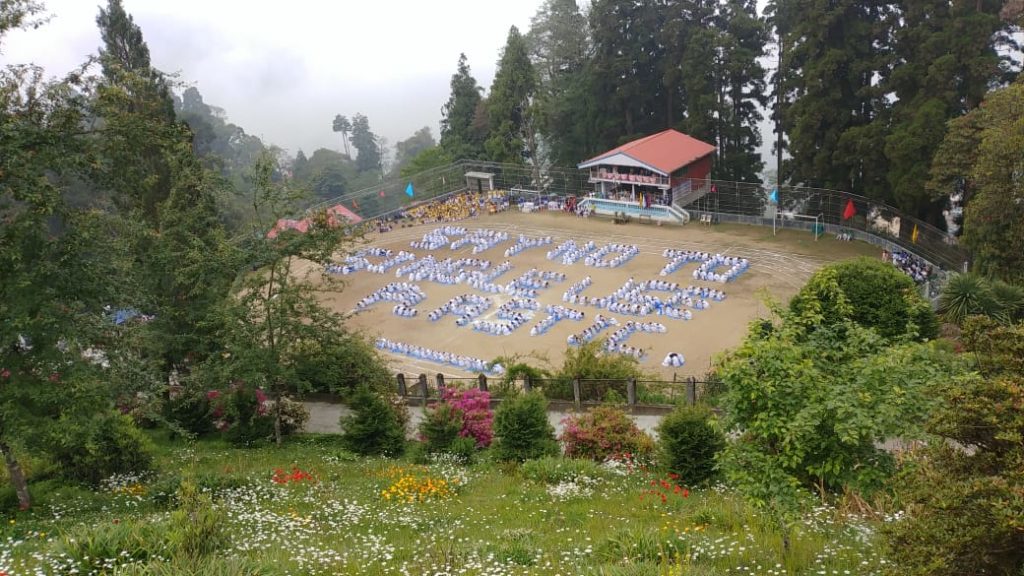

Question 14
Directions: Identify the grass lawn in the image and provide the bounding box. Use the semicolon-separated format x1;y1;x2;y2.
0;434;891;575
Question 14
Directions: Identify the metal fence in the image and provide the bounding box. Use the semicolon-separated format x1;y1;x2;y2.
394;373;719;409
306;159;967;272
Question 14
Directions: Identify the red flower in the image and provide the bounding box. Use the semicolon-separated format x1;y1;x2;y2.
48;372;60;382
1;368;10;379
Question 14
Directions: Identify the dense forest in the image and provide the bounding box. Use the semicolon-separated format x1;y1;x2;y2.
396;0;1021;234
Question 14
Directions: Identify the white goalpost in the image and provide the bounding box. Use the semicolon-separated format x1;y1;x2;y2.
774;212;824;240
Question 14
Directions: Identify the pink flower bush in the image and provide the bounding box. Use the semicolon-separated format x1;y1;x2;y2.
560;406;655;461
442;387;493;448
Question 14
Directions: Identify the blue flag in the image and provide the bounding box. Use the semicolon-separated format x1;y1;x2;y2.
405;182;414;198
769;188;778;204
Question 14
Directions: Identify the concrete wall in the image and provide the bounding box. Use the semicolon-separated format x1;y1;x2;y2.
303;401;666;438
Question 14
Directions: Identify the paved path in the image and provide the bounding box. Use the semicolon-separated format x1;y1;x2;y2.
303;401;666;438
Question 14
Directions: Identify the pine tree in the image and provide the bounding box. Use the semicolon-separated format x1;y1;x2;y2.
589;0;667;143
716;0;769;182
95;0;181;226
440;53;485;160
349;113;381;174
775;0;893;195
485;26;537;164
332;114;352;157
882;0;1014;223
527;0;595;168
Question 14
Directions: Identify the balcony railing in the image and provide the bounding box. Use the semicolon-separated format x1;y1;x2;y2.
589;168;670;188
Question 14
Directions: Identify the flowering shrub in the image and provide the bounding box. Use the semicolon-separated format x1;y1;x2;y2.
379;465;457;503
560;406;655;461
442;387;494;447
271;467;316;485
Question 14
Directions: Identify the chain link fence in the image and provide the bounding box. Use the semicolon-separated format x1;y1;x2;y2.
305;160;966;273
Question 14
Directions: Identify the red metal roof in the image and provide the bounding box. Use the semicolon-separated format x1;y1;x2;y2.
266;203;363;238
579;129;716;175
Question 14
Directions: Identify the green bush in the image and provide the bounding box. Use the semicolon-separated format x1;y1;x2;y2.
224;386;274;447
340;385;406;456
163;390;215;437
419;403;464;454
492;392;559;462
447;436;478;464
791;257;937;341
166;478;228;558
48;412;155;486
656;405;724;486
882;319;1024;576
560;405;655;461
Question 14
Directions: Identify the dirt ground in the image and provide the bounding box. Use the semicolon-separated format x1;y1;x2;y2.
299;210;878;379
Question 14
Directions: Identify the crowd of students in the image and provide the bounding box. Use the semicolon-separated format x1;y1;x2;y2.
605;320;666;355
562;276;593;303
584;243;640;268
693;254;750;283
392;304;418;318
504;235;553;257
400;191;506;224
889;250;933;284
354;282;425;311
660;249;713;276
547;239;597;265
530;305;585;336
567;314;619;345
375;338;502;375
411;226;467;251
427;294;493;324
451;229;510;255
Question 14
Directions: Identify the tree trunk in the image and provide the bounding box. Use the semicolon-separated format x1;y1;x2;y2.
0;441;30;510
274;382;283;447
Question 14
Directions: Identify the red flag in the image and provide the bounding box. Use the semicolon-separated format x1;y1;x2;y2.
842;199;856;220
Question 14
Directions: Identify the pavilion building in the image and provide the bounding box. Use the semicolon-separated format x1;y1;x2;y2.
577;129;715;220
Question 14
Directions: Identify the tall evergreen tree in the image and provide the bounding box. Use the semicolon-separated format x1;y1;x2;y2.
485;26;537;164
349;113;381;174
589;0;667;144
881;0;1015;223
95;0;180;226
775;0;894;195
715;0;768;182
332;114;352;157
440;53;485;160
527;0;595;168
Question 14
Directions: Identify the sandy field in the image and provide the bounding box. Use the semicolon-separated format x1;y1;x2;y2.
302;210;877;379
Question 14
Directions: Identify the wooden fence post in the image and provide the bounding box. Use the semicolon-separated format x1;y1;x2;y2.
686;376;696;406
396;373;407;397
572;377;581;408
418;373;428;401
523;375;532;393
478;374;488;392
436;373;446;400
627;377;637;406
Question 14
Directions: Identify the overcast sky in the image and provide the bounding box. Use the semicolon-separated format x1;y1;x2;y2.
3;0;548;157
